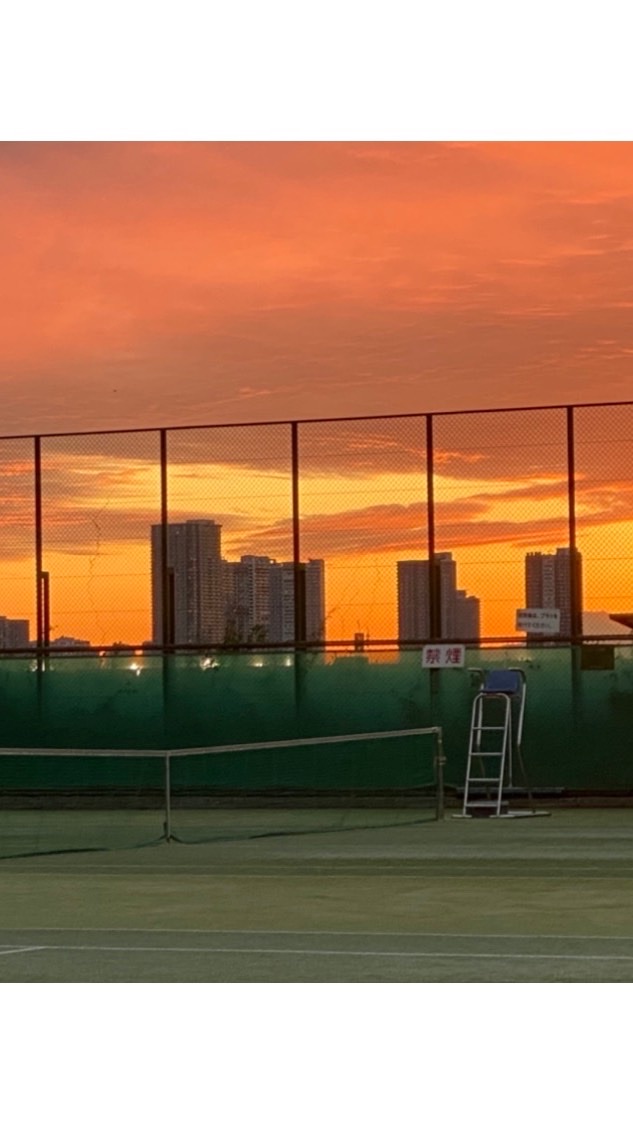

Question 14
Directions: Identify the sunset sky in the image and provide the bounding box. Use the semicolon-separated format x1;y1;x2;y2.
2;142;633;434
2;142;633;645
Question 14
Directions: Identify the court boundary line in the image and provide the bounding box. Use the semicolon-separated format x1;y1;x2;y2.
0;946;46;957
2;926;632;941
4;942;633;963
1;870;627;881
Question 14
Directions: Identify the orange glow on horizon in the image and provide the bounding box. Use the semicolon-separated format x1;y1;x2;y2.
1;436;633;646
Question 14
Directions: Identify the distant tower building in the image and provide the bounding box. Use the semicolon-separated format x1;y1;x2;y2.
268;563;296;644
397;554;480;643
525;552;556;612
454;590;481;640
304;558;326;643
524;547;583;637
0;617;30;648
397;560;432;642
222;559;239;641
269;559;326;644
225;555;274;643
151;520;224;644
554;547;583;636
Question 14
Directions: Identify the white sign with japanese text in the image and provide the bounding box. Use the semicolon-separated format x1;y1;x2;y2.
421;644;465;668
516;608;560;634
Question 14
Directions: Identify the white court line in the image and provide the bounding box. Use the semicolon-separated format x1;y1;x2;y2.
0;946;45;957
16;943;633;963
4;864;631;880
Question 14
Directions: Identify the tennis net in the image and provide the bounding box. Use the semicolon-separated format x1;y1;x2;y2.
0;726;445;858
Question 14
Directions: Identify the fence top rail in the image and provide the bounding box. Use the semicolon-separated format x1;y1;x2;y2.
1;397;633;443
0;728;442;758
1;635;631;659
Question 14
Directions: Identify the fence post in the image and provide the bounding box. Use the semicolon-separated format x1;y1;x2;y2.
566;406;582;642
291;422;307;719
425;414;443;738
434;727;446;821
164;752;172;842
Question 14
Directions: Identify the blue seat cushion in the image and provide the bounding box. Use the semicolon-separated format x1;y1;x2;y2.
482;670;522;695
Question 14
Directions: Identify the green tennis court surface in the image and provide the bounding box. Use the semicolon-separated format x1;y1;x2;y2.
1;809;632;981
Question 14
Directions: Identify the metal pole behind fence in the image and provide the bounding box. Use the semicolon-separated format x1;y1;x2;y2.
164;752;172;842
434;727;446;821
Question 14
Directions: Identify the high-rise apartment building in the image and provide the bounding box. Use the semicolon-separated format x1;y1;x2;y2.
0;617;30;648
304;559;326;644
224;555;274;643
267;562;294;643
397;560;431;642
268;559;326;644
397;553;480;642
454;590;481;639
225;556;326;645
524;547;583;636
151;520;225;644
152;532;327;647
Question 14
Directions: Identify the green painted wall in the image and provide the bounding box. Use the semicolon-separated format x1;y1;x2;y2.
0;647;632;791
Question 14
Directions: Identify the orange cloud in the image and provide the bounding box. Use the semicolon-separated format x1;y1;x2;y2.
2;143;633;434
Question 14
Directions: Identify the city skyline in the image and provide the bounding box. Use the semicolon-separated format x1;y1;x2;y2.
3;528;629;648
150;519;326;648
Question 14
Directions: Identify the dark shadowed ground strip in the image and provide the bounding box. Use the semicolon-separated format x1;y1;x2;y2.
0;810;632;981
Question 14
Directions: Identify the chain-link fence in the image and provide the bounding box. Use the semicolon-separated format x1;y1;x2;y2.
1;402;632;654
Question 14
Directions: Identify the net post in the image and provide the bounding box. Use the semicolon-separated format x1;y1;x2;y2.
164;751;172;843
434;727;445;821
